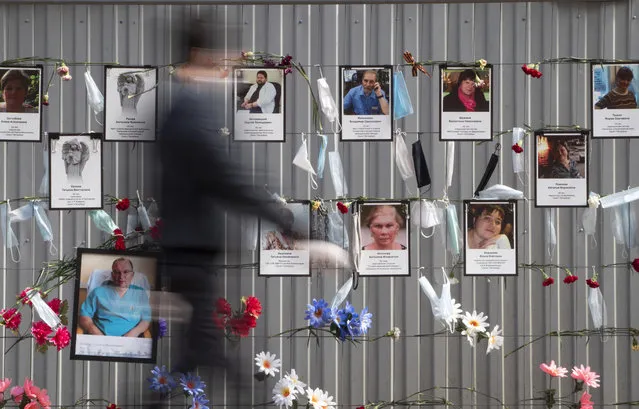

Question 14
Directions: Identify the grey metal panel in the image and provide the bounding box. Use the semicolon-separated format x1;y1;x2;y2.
1;1;639;408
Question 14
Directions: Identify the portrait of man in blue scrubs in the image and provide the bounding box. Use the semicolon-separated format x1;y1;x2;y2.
79;257;151;337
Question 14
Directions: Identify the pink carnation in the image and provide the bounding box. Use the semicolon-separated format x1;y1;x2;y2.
51;327;71;351
571;365;600;388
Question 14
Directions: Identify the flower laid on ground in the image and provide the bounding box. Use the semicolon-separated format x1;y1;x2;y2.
540;360;568;378
461;310;490;346
255;351;282;377
563;272;578;284
115;197;130;211
521;63;542;78
147;366;208;409
213;295;262;340
485;325;504;354
571;365;600;388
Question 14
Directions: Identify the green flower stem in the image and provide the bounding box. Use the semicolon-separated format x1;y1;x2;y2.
505;327;639;358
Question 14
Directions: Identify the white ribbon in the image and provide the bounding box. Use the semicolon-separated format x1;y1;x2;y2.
446;141;455;188
330;277;353;311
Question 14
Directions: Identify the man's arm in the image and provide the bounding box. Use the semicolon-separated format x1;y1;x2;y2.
255;82;277;109
241;84;257;108
79;316;104;335
343;88;353;111
377;94;389;115
123;320;150;338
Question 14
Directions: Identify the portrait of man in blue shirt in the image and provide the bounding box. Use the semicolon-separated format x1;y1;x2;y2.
343;70;389;115
79;257;152;337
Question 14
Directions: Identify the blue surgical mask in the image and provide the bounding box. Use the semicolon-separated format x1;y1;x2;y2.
393;71;414;120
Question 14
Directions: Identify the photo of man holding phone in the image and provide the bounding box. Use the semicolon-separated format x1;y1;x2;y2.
343;70;389;115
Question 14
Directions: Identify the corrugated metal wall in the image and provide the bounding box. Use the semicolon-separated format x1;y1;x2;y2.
1;1;638;408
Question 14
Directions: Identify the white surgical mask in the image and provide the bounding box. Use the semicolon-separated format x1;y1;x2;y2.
317;77;342;133
85;71;105;115
292;134;318;190
411;200;441;238
329;151;348;198
395;129;416;182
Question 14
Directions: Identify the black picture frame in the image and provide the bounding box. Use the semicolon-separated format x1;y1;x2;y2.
339;65;394;142
258;199;311;277
103;65;158;142
232;66;286;142
48;132;104;211
463;200;518;277
439;63;493;142
356;199;411;277
0;64;44;142
591;61;639;139
70;248;160;364
534;129;590;208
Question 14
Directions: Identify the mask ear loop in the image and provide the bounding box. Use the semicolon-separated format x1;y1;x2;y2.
5;199;21;263
418;199;436;239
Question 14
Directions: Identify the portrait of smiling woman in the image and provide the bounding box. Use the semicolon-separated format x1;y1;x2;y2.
466;203;514;250
361;204;407;251
0;69;39;113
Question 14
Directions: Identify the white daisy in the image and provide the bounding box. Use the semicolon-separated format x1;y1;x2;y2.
272;378;296;408
461;311;489;346
306;387;326;409
255;351;282;377
485;325;504;355
319;390;337;409
284;369;307;394
442;298;463;333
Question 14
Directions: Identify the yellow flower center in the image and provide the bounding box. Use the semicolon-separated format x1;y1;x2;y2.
263;360;271;368
282;388;290;397
469;320;480;327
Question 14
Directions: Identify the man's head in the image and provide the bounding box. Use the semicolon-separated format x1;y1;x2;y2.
616;66;634;90
256;70;268;85
361;70;378;93
111;258;135;289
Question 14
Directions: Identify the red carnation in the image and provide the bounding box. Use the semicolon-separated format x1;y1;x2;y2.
216;298;232;316
114;237;126;250
1;308;22;331
521;64;531;75
563;274;578;284
31;321;52;346
243;313;257;329
632;258;639;272
149;225;161;240
51;326;71;350
47;298;62;315
542;277;554;287
115;198;130;211
212;314;227;329
512;144;523;154
244;296;262;318
337;202;349;214
586;278;600;288
230;316;251;337
113;228;123;236
107;404;120;409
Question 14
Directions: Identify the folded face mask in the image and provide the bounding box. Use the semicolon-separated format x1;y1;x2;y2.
476;184;524;200
329;151;348;198
411;200;441;229
393;71;414;120
446;204;462;257
412;140;431;188
317;77;342;133
418;268;461;333
327;209;349;249
292;136;318;189
395;131;416;181
85;71;105;115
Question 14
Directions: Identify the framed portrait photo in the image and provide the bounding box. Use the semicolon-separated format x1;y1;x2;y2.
70;248;160;364
535;130;589;207
591;62;639;138
0;65;43;141
258;200;311;276
232;67;285;142
439;64;493;141
104;65;158;141
357;200;410;277
463;200;517;276
49;133;103;210
339;65;393;141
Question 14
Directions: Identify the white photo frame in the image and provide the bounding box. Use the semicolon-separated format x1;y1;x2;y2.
0;65;43;142
49;133;103;210
591;62;639;138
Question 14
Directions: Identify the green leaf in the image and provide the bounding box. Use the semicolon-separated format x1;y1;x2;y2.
60;299;69;316
60;315;68;326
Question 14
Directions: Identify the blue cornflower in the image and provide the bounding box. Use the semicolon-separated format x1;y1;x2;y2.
180;372;206;396
190;394;210;409
305;298;330;328
359;307;373;334
148;365;176;394
346;313;362;338
158;318;168;338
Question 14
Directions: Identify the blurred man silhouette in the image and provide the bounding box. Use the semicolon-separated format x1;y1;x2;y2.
154;14;294;389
